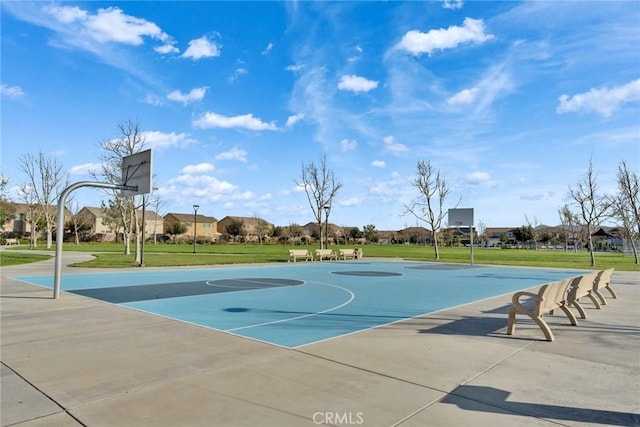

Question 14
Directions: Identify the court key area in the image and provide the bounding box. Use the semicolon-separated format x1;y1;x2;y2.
12;261;588;348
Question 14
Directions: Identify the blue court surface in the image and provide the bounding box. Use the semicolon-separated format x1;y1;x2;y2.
12;261;586;348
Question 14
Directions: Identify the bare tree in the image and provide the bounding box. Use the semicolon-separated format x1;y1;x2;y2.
611;160;639;263
16;185;39;248
403;160;459;260
66;196;82;245
17;151;66;249
477;220;487;247
524;214;541;250
0;173;16;230
568;159;610;266
90;120;146;261
558;204;580;252
253;212;269;245
296;154;343;250
147;194;165;244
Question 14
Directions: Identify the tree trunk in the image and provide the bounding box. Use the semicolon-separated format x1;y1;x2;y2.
587;236;596;266
432;230;440;260
46;226;53;249
123;231;131;255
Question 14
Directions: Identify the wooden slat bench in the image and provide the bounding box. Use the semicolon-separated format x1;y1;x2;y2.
315;249;336;261
288;249;312;263
507;277;577;342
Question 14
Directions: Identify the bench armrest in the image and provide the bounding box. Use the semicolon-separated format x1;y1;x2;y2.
512;291;542;307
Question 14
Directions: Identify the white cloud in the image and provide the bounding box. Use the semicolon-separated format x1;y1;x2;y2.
447;87;479;106
140;93;163;106
465;171;491;184
371;160;386;168
445;62;514;115
557;79;640;117
442;0;464;10
52;6;174;47
285;64;305;72
142;131;196;150
337;75;379;93
160;171;237;203
348;45;363;62
182;35;221;60
44;4;86;23
339;197;364;207
1;84;25;99
192;112;278;131
216;147;248;163
341;139;358;152
383;135;408;153
38;5;179;56
228;68;248;84
167;87;208;105
69;162;100;175
398;17;493;56
262;42;273;55
155;43;179;54
181;163;215;174
286;113;304;127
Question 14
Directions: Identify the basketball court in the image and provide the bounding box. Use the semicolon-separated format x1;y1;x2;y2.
11;261;588;348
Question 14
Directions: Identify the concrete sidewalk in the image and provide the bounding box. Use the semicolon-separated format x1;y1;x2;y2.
1;254;639;426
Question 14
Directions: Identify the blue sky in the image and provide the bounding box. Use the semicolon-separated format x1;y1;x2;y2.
2;1;639;230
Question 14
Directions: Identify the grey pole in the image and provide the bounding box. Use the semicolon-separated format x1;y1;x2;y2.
54;181;134;299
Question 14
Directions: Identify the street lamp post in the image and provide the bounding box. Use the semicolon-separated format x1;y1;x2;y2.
323;204;330;250
193;204;199;253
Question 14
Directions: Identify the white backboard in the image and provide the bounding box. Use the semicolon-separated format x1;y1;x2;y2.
121;149;152;197
448;208;474;227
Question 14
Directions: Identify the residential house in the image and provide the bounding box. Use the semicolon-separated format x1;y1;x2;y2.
217;216;273;242
301;221;345;243
74;207;165;242
484;227;518;247
164;212;219;242
1;202;71;237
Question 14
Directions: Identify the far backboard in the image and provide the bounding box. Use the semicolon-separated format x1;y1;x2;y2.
121;149;152;197
448;208;474;227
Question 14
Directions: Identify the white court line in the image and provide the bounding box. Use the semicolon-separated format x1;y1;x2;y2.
225;282;355;332
205;278;301;290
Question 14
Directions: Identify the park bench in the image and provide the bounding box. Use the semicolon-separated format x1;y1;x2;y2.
592;268;617;306
288;249;312;263
315;249;336;261
507;277;577;342
338;248;362;260
565;272;601;319
4;238;19;246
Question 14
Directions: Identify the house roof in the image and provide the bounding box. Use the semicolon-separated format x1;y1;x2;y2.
218;216;273;227
81;206;164;221
485;227;517;237
165;213;217;223
9;202;71;216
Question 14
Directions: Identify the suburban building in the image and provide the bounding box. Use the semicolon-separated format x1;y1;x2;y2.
74;207;164;242
0;202;71;236
217;216;273;242
164;212;219;242
484;227;518;247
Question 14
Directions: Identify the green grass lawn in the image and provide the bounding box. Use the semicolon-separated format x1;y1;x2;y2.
0;251;52;266
3;242;638;271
